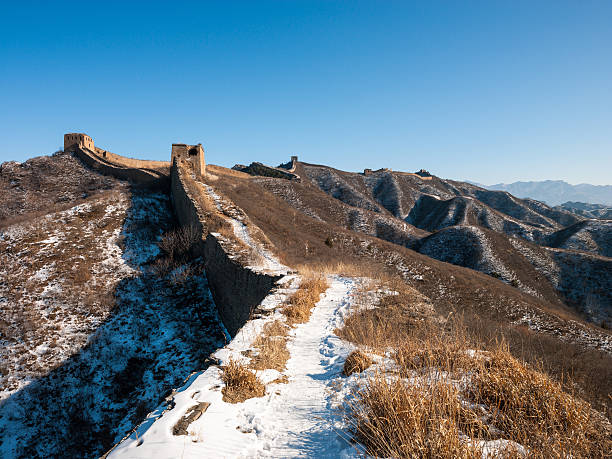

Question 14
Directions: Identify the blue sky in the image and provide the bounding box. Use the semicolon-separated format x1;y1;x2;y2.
1;1;610;185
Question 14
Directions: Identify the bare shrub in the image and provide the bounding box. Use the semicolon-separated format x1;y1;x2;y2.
158;225;200;261
343;350;372;376
221;359;266;403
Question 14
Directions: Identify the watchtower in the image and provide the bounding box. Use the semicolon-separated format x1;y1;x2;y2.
64;133;94;152
171;143;206;177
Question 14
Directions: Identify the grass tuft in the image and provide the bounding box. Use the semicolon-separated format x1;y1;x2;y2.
250;320;290;371
348;375;485;458
468;346;610;456
343;350;373;376
221;359;265;403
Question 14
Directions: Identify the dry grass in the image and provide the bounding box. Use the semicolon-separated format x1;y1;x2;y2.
469;346;610;456
394;336;477;374
221;359;266;403
250;320;290;371
340;287;612;457
349;345;611;458
348;375;485;458
282;276;329;325
462;312;612;419
343;350;373;376
336;288;436;350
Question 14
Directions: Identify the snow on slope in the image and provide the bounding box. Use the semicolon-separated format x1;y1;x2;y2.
108;276;361;458
0;191;227;458
0;191;135;399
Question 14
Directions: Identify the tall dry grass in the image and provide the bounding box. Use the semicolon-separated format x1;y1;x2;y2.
468;345;609;456
340;288;612;458
348;375;485;458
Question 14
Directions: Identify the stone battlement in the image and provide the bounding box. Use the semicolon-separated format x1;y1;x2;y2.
64;133;94;152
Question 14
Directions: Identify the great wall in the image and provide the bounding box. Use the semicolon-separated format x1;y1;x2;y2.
62;132;432;335
64;132;285;337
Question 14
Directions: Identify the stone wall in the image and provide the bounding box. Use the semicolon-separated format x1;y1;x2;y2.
203;234;283;336
235;162;300;181
94;147;170;171
73;146;169;189
170;160;283;336
170;160;206;254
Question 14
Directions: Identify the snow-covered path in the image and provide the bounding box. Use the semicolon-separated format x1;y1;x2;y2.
249;276;356;457
109;276;360;458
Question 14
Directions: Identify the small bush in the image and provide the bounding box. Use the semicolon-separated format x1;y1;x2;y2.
343;350;373;376
221;359;265;403
158;225;200;261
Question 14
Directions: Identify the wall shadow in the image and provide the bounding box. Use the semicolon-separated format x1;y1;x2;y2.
0;188;226;459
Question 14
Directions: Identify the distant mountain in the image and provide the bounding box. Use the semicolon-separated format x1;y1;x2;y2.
481;180;612;206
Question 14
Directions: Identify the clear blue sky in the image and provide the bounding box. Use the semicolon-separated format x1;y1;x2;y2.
1;1;610;185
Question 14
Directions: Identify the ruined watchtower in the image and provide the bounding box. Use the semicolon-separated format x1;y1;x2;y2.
171;143;206;177
64;133;94;152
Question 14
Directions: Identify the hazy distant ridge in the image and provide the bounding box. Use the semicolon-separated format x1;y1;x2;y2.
478;180;612;206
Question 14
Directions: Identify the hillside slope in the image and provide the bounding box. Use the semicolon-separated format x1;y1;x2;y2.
272;162;611;325
0;153;226;458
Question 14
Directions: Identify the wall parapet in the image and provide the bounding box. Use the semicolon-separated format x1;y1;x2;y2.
73;146;169;189
94;147;170;171
65;132;170;188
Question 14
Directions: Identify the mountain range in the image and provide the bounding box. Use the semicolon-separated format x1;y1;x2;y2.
472;180;612;206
